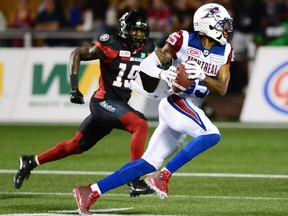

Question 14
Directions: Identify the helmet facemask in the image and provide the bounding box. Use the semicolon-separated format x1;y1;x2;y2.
212;17;233;44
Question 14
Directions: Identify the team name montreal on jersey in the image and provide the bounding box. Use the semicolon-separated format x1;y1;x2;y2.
167;31;231;77
186;47;223;76
188;56;219;76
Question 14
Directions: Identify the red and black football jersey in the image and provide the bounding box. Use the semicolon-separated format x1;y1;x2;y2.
93;33;155;103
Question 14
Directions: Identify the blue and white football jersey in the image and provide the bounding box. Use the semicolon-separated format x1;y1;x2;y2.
165;30;234;107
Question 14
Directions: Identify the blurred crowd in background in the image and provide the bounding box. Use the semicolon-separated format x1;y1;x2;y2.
0;0;288;95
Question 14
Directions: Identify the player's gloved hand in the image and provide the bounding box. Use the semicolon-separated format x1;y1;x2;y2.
69;88;84;104
184;61;206;81
158;66;177;86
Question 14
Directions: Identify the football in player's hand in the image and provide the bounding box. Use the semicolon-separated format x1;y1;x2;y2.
171;62;194;93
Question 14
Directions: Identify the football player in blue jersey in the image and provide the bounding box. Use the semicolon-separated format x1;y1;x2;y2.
71;3;235;215
14;10;159;197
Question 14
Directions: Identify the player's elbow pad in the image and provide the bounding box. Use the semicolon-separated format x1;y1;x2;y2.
140;51;162;79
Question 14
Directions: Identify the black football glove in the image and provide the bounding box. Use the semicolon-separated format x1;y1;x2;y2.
69;88;84;104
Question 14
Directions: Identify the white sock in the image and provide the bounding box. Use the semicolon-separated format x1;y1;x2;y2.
161;167;170;173
90;183;102;194
35;155;40;166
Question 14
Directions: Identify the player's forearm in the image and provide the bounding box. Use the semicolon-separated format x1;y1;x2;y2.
204;77;228;96
69;49;81;89
69;48;81;73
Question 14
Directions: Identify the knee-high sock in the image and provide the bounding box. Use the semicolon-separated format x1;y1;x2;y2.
37;132;83;165
129;122;148;161
165;134;221;174
97;158;155;193
120;113;149;161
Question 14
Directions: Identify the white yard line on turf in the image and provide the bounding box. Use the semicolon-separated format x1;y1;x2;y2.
0;210;175;216
147;121;288;128
1;169;288;179
0;192;288;201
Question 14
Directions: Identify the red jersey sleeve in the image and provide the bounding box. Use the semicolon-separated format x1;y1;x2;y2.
95;41;119;63
93;34;119;63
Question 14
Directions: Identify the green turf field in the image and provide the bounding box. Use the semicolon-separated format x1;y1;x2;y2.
0;124;287;216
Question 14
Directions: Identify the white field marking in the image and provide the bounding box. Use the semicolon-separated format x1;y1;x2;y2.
50;208;134;213
0;207;176;216
0;214;69;216
50;208;175;215
214;122;288;129
0;210;175;216
2;169;288;179
0;192;288;201
0;213;175;216
147;121;288;128
1;121;288;128
0;214;130;216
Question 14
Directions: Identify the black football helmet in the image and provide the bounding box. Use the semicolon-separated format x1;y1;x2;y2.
119;10;150;49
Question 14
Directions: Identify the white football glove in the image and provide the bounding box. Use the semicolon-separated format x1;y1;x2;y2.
183;61;206;81
158;66;177;86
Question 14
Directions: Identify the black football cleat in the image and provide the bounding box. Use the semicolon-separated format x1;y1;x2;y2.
127;178;154;197
14;155;37;189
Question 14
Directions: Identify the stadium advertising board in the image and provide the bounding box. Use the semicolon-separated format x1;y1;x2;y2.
0;48;159;123
0;49;27;121
240;47;288;122
2;47;286;123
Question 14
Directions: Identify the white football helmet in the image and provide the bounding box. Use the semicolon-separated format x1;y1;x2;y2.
193;3;233;45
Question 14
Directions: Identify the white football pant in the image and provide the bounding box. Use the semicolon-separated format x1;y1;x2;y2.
142;96;220;169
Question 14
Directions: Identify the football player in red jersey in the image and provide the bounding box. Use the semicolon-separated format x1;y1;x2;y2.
71;3;234;215
14;10;159;197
